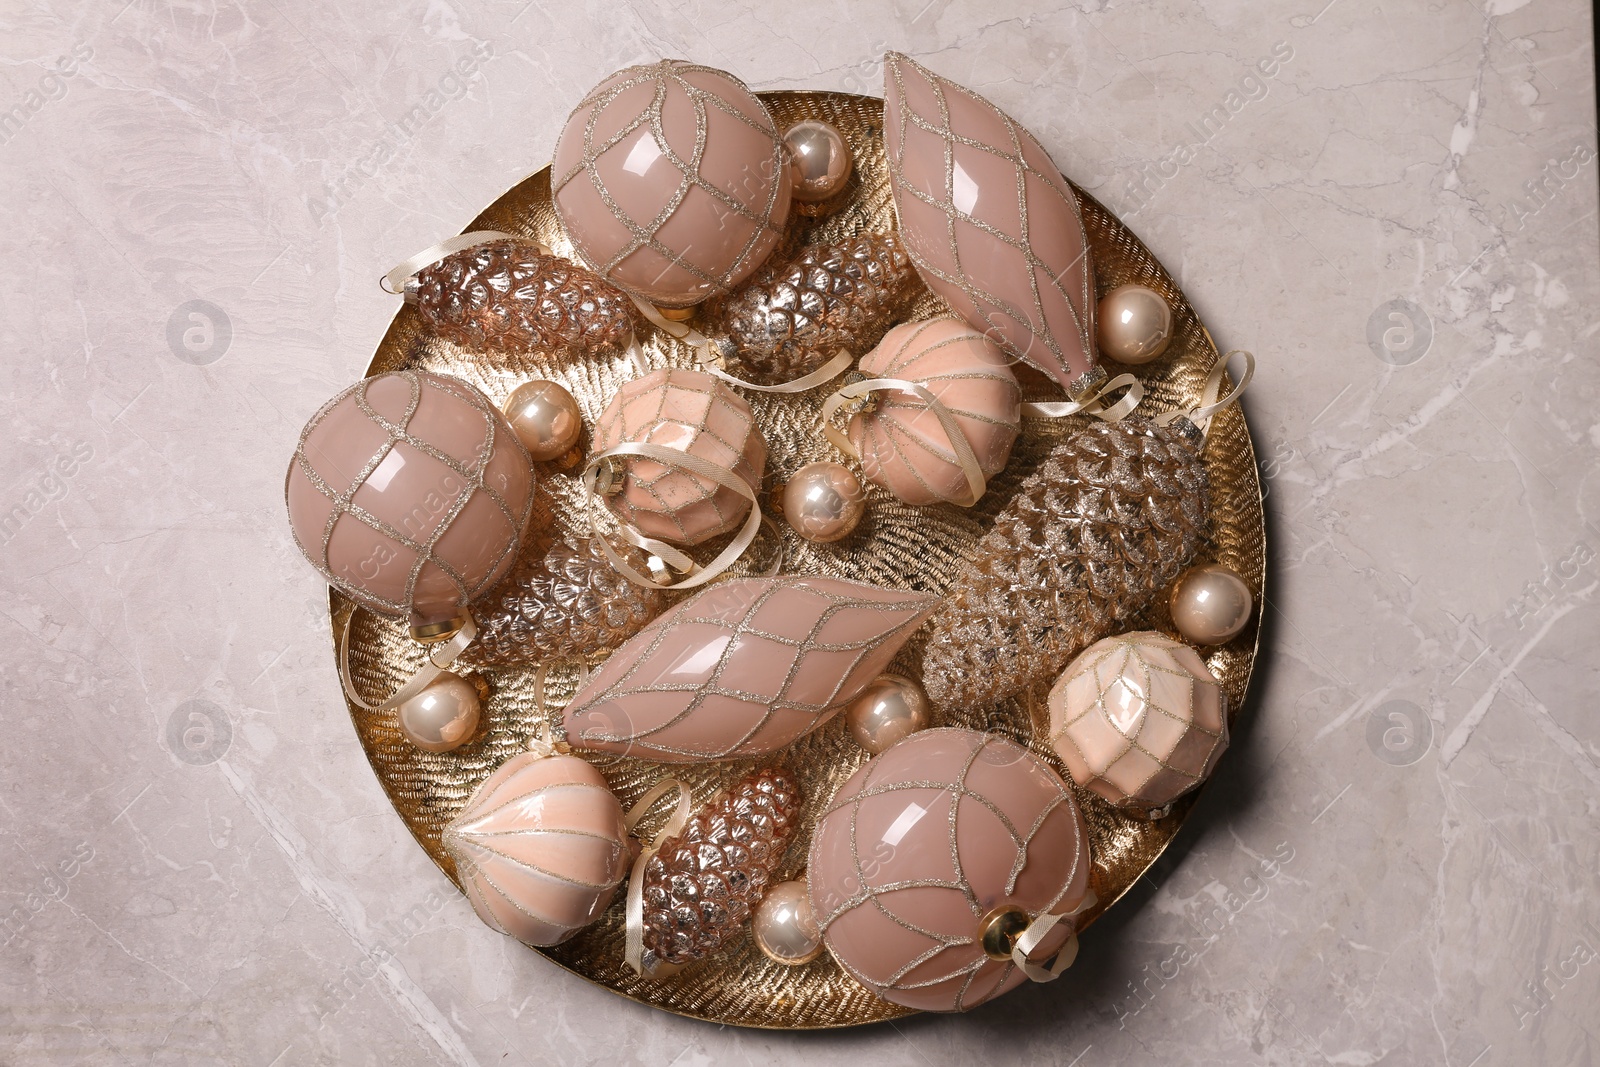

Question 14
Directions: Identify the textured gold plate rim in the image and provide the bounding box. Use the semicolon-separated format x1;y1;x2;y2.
332;88;1267;1030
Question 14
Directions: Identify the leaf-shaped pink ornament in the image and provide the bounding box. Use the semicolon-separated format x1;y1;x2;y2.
883;52;1098;397
562;576;938;763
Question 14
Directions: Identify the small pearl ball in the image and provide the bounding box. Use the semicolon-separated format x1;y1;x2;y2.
783;120;852;203
753;879;823;965
504;380;582;462
783;462;866;543
1169;563;1254;645
846;674;930;754
1097;284;1173;365
398;672;483;753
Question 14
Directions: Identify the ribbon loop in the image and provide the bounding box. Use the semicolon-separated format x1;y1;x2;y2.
819;377;988;507
1011;889;1098;983
338;610;477;712
1152;350;1255;438
1020;372;1145;422
380;230;527;295
623;779;695;976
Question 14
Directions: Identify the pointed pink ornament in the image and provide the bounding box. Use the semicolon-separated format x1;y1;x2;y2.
562;576;938;763
883;52;1099;396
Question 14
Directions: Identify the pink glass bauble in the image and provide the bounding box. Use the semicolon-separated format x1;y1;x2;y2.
552;60;792;309
592;367;767;546
883;53;1097;396
848;317;1021;506
1047;631;1229;813
442;749;630;947
285;370;536;628
563;576;937;762
808;728;1092;1012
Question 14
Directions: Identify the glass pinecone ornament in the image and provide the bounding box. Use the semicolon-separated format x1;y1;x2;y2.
641;768;801;970
703;233;920;384
462;538;667;668
405;238;637;352
921;417;1210;713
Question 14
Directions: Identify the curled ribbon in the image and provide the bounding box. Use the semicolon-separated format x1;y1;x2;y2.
1011;889;1099;983
1152;350;1255;439
379;230;525;294
622;779;694;976
820;377;989;507
1020;372;1145;422
629;295;853;395
582;442;773;591
338;610;477;712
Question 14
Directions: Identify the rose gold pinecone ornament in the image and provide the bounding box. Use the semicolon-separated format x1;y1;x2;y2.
704;233;920;384
641;768;801;969
406;238;637;352
922;417;1211;713
462;538;667;668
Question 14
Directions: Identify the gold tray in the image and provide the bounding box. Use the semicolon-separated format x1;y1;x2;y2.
332;90;1266;1029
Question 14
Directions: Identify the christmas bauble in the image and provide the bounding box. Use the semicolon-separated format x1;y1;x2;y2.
285;370;536;629
844;673;929;754
1047;631;1229;813
1168;563;1253;645
551;60;792;309
562;576;937;762
442;748;630;947
883;53;1097;397
848;317;1021;506
397;672;485;753
753;879;823;965
592;367;767;546
504;379;583;462
783;461;866;543
809;728;1092;1012
784;119;852;202
1096;284;1172;365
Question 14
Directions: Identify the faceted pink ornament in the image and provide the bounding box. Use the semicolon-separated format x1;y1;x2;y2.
808;728;1092;1012
883;52;1098;396
563;576;938;762
848;317;1021;506
285;370;536;627
552;60;793;309
592;367;767;546
443;749;630;947
1047;631;1229;813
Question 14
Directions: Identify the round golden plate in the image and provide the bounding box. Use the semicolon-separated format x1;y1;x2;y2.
332;90;1266;1029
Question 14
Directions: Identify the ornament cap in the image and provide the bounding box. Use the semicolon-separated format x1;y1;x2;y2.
411;614;467;644
978;905;1032;961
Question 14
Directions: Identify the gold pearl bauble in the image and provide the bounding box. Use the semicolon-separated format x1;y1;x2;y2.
1097;284;1173;365
783;461;866;543
753;879;823;965
846;673;930;754
504;380;583;462
1169;563;1253;645
398;672;485;753
783;120;852;203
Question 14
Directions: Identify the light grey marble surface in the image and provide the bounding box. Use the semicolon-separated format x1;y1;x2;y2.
2;0;1597;1064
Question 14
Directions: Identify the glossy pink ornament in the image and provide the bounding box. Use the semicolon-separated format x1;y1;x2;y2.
808;728;1092;1012
552;60;792;309
563;576;937;762
1047;631;1228;813
442;748;630;947
848;317;1021;506
592;367;767;546
285;370;536;628
883;52;1098;396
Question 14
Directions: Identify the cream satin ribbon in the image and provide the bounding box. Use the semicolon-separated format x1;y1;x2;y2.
337;610;477;712
582;442;771;591
1011;889;1099;983
1020;372;1145;422
820;376;990;507
379;230;526;294
622;779;695;976
1151;350;1255;438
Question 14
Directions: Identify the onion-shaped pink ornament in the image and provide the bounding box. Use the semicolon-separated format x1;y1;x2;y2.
847;317;1021;506
443;747;630;947
883;52;1098;397
285;370;535;629
808;728;1092;1012
563;576;937;763
592;367;767;546
552;60;792;309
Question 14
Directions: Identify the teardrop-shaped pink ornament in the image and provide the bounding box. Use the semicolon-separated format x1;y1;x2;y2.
883;52;1098;396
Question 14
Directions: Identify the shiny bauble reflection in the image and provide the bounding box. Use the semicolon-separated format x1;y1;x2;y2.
753;879;823;964
504;380;583;461
398;672;484;753
783;120;852;203
846;673;930;754
782;461;866;543
1096;284;1173;365
1168;563;1253;645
